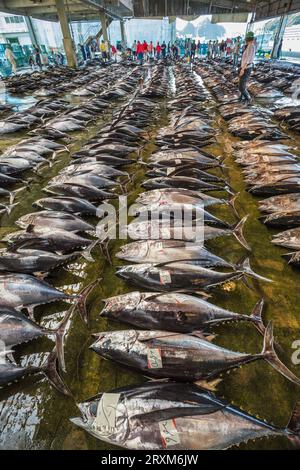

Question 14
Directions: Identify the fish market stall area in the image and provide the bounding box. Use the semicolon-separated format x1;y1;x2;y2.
0;61;300;450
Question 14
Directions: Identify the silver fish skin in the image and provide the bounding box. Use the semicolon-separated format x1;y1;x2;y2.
71;381;293;450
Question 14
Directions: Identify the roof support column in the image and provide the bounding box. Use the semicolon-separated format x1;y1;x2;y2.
120;20;127;48
271;14;288;59
25;16;39;48
100;11;108;42
55;0;77;68
245;10;256;35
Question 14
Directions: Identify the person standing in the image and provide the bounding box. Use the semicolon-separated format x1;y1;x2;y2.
207;40;213;59
238;31;256;104
148;41;154;59
5;45;17;74
226;38;232;58
132;40;137;59
34;46;42;70
111;44;117;62
233;37;241;68
219;40;226;60
100;40;107;62
156;41;161;59
197;40;201;57
161;41;167;58
190;39;197;62
143;40;148;60
136;40;144;65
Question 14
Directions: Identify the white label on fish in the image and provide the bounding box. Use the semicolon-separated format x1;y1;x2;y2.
92;393;120;436
160;270;171;284
147;347;162;368
175;159;182;165
167;167;175;176
159;419;180;448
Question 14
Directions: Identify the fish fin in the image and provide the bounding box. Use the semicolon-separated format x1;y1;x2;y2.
262;322;300;387
228;192;240;219
9;186;26;205
138;331;178;342
191;330;215;341
250;298;266;336
53;305;76;372
194;378;222;392
4;202;19;215
237;257;273;283
132;403;222;426
42;348;71;396
26;224;35;233
81;238;100;262
283;252;300;264
195;291;212;299
232;215;251;251
286;400;300;435
77;278;101;325
224;184;235;196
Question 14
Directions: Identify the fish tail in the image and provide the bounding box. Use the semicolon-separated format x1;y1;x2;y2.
42;348;71;396
4;202;19;215
10;186;27;204
249;298;266;336
262;322;300;387
77;278;101;325
232;215;251;251
285;400;300;446
81;238;101;262
45;304;76;372
228;192;240;219
237;257;273;283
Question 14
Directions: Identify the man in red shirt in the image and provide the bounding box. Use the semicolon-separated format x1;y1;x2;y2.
136;41;144;64
156;42;161;59
143;40;148;60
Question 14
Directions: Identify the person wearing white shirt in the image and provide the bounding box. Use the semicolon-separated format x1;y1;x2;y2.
238;32;256;103
5;45;17;74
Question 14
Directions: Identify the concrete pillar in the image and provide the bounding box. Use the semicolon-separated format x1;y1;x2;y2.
55;0;77;68
100;11;108;42
25;16;39;48
245;11;256;36
169;17;176;44
120;20;127;48
271;15;288;59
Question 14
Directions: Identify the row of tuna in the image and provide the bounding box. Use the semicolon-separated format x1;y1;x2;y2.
0;66;147;394
0;65;145;217
71;64;300;450
197;60;300;269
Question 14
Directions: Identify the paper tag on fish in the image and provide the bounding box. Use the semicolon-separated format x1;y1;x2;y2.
160;270;171;284
175;159;182;165
167;167;175;176
262;156;270;162
159;419;180;448
147;347;162;369
92;393;120;435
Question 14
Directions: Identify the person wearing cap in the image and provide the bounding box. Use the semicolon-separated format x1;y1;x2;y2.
238;31;256;103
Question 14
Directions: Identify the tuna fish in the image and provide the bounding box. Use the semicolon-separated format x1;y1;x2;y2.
71;380;300;449
100;292;265;334
16;211;94;233
272;228;300;250
116;258;271;292
90;323;300;386
32;197;98;216
0;349;70;395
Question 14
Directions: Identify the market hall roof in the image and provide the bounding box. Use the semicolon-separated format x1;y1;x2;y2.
0;0;300;22
0;0;134;21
